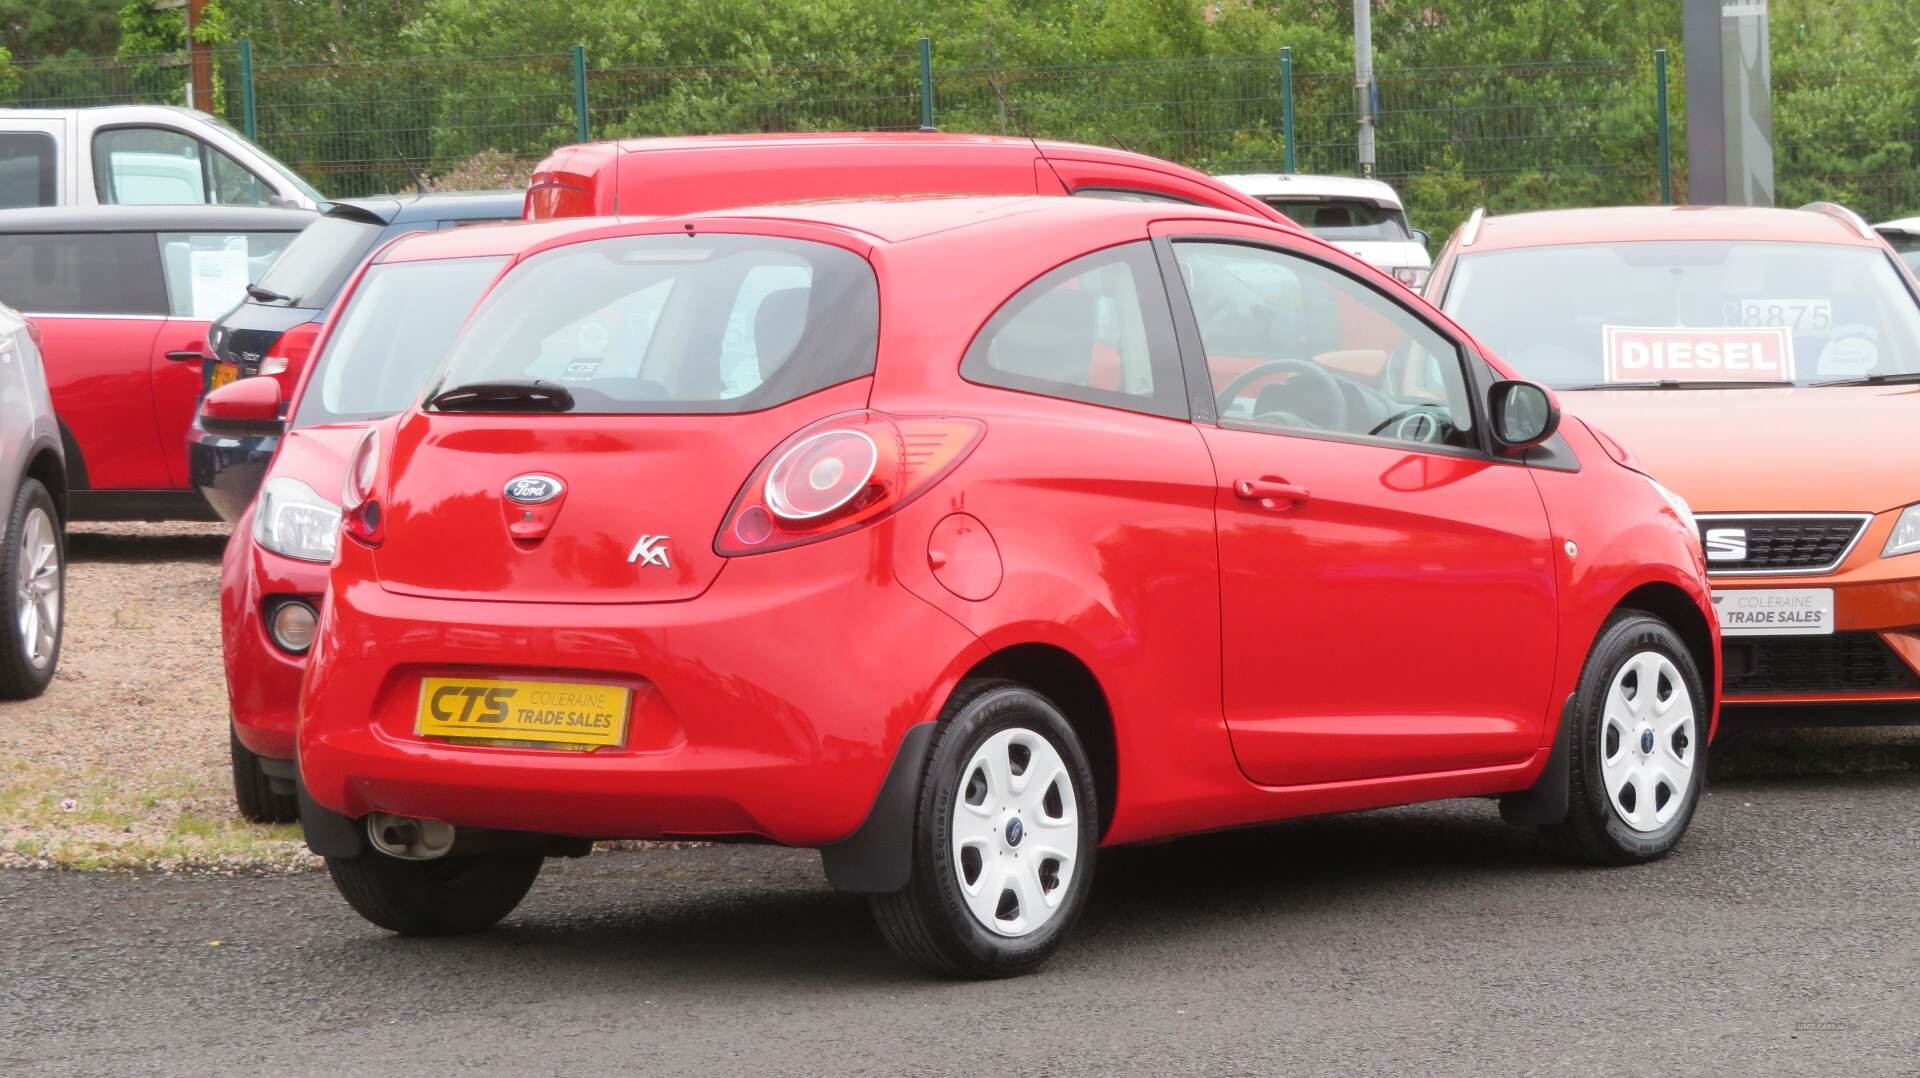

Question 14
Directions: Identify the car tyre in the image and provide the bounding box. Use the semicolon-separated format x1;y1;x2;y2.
1543;610;1708;866
870;679;1099;978
229;728;298;824
0;478;63;700
325;851;543;936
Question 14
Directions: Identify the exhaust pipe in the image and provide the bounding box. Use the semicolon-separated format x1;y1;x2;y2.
366;812;456;860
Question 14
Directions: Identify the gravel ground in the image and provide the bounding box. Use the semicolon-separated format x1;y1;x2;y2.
0;521;309;873
2;520;1919;875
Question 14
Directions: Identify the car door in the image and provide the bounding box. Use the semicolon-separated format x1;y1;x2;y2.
1151;220;1559;787
152;228;297;487
0;229;171;490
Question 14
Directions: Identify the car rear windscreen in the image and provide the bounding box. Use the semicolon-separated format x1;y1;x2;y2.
253;214;384;308
427;233;879;415
1442;241;1920;388
292;255;507;427
1265;198;1411;242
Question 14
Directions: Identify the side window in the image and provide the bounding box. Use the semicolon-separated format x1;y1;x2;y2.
1172;240;1477;450
0;232;168;315
961;242;1187;419
94;127;273;206
156;232;297;318
0;133;57;209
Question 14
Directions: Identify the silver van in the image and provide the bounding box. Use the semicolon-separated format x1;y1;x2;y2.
0;300;65;697
0;105;322;210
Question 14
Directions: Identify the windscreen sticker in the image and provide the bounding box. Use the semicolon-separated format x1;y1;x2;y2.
1602;325;1795;383
1815;335;1878;377
1733;298;1832;334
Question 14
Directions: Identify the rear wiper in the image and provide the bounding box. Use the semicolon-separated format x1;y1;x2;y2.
1555;379;1795;391
244;283;293;304
1808;371;1920;388
428;379;575;413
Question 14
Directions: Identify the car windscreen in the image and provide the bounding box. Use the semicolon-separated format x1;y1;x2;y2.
1265;198;1411;242
292;255;507;427
253;215;384;307
1442;240;1920;388
427;233;879;415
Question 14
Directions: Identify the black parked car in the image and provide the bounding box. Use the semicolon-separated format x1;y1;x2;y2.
188;190;525;520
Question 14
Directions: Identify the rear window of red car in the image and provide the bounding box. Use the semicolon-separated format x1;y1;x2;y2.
427;233;879;415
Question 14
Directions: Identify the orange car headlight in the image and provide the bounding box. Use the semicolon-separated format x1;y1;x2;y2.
1884;504;1920;558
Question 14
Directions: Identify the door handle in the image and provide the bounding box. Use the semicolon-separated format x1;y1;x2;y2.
1233;478;1311;505
164;350;205;363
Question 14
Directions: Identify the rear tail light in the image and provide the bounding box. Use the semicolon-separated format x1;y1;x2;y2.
22;317;42;350
259;321;323;396
717;410;985;556
342;428;385;547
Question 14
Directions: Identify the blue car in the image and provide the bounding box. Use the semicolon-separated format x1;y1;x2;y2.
188;190;525;520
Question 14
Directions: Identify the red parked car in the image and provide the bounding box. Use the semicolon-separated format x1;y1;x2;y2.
202;217;611;821
0;205;310;519
296;196;1717;977
524;132;1301;226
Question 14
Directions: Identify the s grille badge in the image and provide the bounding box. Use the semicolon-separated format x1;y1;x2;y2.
503;474;565;505
1703;527;1748;562
628;535;671;568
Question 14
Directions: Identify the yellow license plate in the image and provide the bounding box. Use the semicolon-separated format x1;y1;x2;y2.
210;363;239;390
416;677;630;749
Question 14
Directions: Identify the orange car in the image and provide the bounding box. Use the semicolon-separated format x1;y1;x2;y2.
1430;203;1920;710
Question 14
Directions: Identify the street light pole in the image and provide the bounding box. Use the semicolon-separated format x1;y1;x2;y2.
1353;0;1375;177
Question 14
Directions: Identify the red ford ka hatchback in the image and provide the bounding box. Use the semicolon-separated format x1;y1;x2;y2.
297;195;1719;977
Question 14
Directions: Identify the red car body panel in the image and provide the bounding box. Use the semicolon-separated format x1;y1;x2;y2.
297;197;1717;854
522;132;1299;229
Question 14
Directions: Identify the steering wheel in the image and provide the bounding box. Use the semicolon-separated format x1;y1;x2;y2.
1215;359;1349;432
1369;405;1449;444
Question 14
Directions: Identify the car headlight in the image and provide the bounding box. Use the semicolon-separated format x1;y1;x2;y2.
1392;266;1431;289
1646;476;1698;536
1884;504;1920;558
253;476;342;563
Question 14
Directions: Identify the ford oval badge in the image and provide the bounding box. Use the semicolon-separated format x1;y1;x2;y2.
503;474;565;505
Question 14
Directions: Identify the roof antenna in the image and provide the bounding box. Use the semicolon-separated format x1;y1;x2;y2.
987;78;1067;193
385;135;432;195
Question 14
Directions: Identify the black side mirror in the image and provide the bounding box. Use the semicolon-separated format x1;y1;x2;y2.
1488;379;1560;450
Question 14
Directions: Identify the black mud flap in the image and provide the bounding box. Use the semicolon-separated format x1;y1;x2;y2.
1499;693;1577;827
817;722;934;894
297;775;366;858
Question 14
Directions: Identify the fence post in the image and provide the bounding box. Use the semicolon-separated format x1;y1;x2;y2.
572;44;590;142
1654;48;1673;205
1280;47;1296;173
918;37;935;131
238;39;257;140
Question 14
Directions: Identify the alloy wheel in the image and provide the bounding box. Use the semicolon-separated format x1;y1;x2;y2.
950;726;1081;937
14;506;59;670
1600;650;1695;832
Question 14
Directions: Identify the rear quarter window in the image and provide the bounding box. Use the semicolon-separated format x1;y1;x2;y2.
0;232;167;315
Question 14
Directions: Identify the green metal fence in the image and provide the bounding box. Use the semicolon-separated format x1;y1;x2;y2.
10;41;1911;236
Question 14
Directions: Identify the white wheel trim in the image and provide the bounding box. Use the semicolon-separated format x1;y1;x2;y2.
950;727;1080;938
1601;650;1696;833
14;506;59;670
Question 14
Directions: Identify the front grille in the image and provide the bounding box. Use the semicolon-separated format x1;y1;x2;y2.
1723;633;1920;695
1697;514;1870;575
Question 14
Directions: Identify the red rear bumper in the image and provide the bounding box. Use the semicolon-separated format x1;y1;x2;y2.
297;533;984;848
